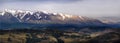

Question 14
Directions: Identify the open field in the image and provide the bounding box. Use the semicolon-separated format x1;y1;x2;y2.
0;28;120;43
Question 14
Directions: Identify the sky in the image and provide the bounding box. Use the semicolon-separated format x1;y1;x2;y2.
0;0;120;17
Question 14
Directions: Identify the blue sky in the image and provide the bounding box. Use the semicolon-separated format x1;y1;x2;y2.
0;0;120;17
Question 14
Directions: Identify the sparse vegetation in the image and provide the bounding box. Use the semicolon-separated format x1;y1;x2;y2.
0;28;120;43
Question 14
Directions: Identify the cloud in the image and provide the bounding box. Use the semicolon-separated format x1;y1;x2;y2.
1;0;120;17
1;0;81;3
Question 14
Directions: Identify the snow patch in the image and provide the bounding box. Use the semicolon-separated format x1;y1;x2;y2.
5;9;16;14
65;14;72;18
59;13;65;20
79;16;84;20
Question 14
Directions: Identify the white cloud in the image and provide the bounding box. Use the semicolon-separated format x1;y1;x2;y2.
0;0;120;17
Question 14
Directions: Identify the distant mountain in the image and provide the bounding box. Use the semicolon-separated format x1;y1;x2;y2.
97;17;120;24
0;9;118;29
0;9;102;24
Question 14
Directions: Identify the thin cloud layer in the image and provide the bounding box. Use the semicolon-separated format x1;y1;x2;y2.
0;0;120;17
0;0;81;3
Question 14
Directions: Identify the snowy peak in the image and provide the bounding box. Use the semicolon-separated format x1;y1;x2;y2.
4;9;16;14
0;9;102;24
0;9;84;19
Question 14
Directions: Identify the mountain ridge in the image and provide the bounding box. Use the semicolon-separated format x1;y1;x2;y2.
0;9;102;24
0;9;115;29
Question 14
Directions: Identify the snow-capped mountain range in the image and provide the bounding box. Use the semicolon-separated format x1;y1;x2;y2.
2;9;119;29
0;9;102;24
